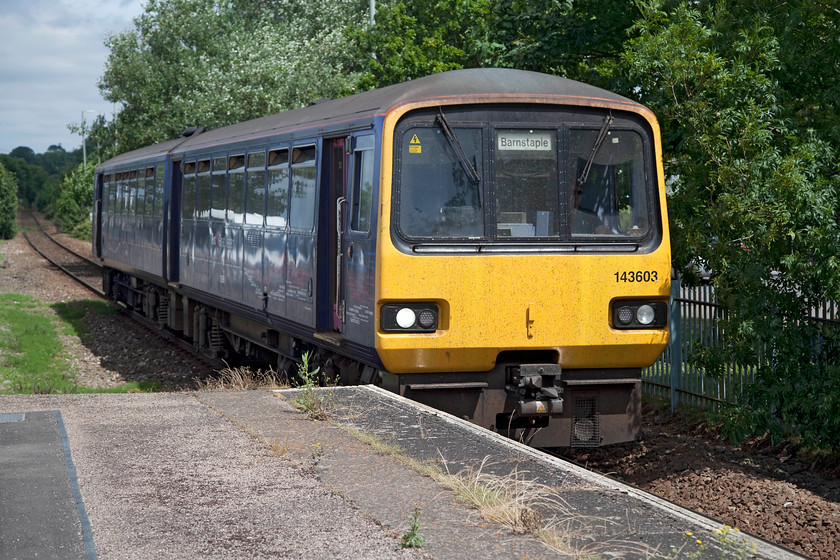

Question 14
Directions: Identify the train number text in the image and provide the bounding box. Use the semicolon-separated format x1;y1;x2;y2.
614;270;659;283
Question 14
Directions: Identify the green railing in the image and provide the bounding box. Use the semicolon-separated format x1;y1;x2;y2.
643;279;755;410
643;279;840;410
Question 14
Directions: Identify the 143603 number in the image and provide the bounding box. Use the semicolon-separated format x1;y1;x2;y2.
614;270;659;283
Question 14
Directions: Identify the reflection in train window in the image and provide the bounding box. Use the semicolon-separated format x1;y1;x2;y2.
266;148;289;228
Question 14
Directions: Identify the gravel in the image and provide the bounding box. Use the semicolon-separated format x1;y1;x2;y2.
1;220;417;559
2;216;838;559
0;393;417;559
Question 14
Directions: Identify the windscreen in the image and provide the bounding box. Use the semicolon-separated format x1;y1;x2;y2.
394;108;657;246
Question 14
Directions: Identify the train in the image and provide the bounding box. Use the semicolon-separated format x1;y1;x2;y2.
93;68;670;447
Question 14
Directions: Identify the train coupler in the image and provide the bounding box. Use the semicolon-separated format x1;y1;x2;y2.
508;364;564;416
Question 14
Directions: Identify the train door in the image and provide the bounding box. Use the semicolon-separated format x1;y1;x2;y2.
341;135;377;346
328;138;347;333
317;135;377;345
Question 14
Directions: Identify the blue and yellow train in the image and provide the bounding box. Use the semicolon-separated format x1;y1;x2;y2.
93;68;670;447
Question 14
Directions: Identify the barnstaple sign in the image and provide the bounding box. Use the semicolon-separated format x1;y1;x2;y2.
497;131;553;151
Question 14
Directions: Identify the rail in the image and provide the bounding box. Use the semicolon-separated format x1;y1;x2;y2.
21;214;105;298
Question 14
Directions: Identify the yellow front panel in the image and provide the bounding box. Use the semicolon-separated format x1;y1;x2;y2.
376;246;670;373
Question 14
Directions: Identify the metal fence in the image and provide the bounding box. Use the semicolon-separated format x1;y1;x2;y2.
643;279;756;410
643;279;840;410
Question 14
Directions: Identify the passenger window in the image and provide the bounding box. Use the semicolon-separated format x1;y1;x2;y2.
211;156;227;221
116;174;125;214
154;164;165;217
102;177;110;214
143;167;155;216
289;145;317;231
196;160;211;219
115;174;123;214
228;155;245;224
128;170;138;215
266;148;289;228
246;151;266;225
182;161;196;220
351;136;375;233
495;129;559;237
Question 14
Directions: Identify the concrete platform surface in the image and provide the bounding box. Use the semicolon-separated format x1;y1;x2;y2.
0;388;806;559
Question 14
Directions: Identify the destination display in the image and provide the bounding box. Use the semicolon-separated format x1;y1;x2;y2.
497;130;553;152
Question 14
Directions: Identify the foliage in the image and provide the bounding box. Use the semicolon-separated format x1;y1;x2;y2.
622;1;840;448
70;218;92;242
293;351;328;419
485;0;641;86
7;144;80;177
0;163;18;240
0;154;59;210
351;0;641;89
100;0;367;152
54;163;94;233
350;0;496;89
400;504;425;548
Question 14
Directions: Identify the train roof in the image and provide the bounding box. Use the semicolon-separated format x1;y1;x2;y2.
97;68;641;171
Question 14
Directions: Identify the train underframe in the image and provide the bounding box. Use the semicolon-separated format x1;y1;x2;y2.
105;268;641;448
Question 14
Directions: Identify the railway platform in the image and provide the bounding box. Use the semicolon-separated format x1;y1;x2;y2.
1;388;805;559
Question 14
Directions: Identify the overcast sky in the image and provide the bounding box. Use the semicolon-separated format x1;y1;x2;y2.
0;0;145;155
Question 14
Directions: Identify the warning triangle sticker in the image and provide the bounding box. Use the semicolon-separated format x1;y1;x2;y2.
410;134;421;144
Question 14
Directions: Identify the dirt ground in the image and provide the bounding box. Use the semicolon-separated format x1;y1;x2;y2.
1;219;838;559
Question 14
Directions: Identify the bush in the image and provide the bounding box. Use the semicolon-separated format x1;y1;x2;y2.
0;163;18;240
54;163;94;233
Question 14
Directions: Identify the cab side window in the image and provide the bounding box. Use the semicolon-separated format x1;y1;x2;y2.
351;136;375;233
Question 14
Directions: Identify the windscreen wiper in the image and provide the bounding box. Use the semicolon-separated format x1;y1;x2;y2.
435;108;481;185
577;113;614;186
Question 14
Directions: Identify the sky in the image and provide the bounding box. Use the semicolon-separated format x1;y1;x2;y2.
0;0;145;155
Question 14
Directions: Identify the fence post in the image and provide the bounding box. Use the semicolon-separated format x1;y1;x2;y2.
670;274;682;412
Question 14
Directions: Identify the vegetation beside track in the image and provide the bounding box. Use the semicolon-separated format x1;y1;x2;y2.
0;295;161;394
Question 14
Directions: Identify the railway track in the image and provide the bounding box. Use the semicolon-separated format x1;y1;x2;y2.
20;212;105;298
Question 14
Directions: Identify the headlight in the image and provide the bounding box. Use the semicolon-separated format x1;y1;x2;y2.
395;308;416;329
381;304;439;333
611;300;667;329
636;304;655;325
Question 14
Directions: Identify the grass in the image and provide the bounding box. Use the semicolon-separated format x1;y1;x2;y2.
292;351;331;420
0;294;158;394
198;362;287;391
400;504;425;548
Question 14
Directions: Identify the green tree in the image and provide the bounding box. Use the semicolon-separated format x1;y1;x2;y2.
622;0;840;447
487;0;641;85
54;163;94;234
9;146;35;164
100;0;367;152
350;0;495;89
0;154;59;209
0;163;18;240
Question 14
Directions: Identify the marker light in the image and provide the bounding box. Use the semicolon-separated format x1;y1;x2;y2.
418;309;436;329
617;307;634;325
